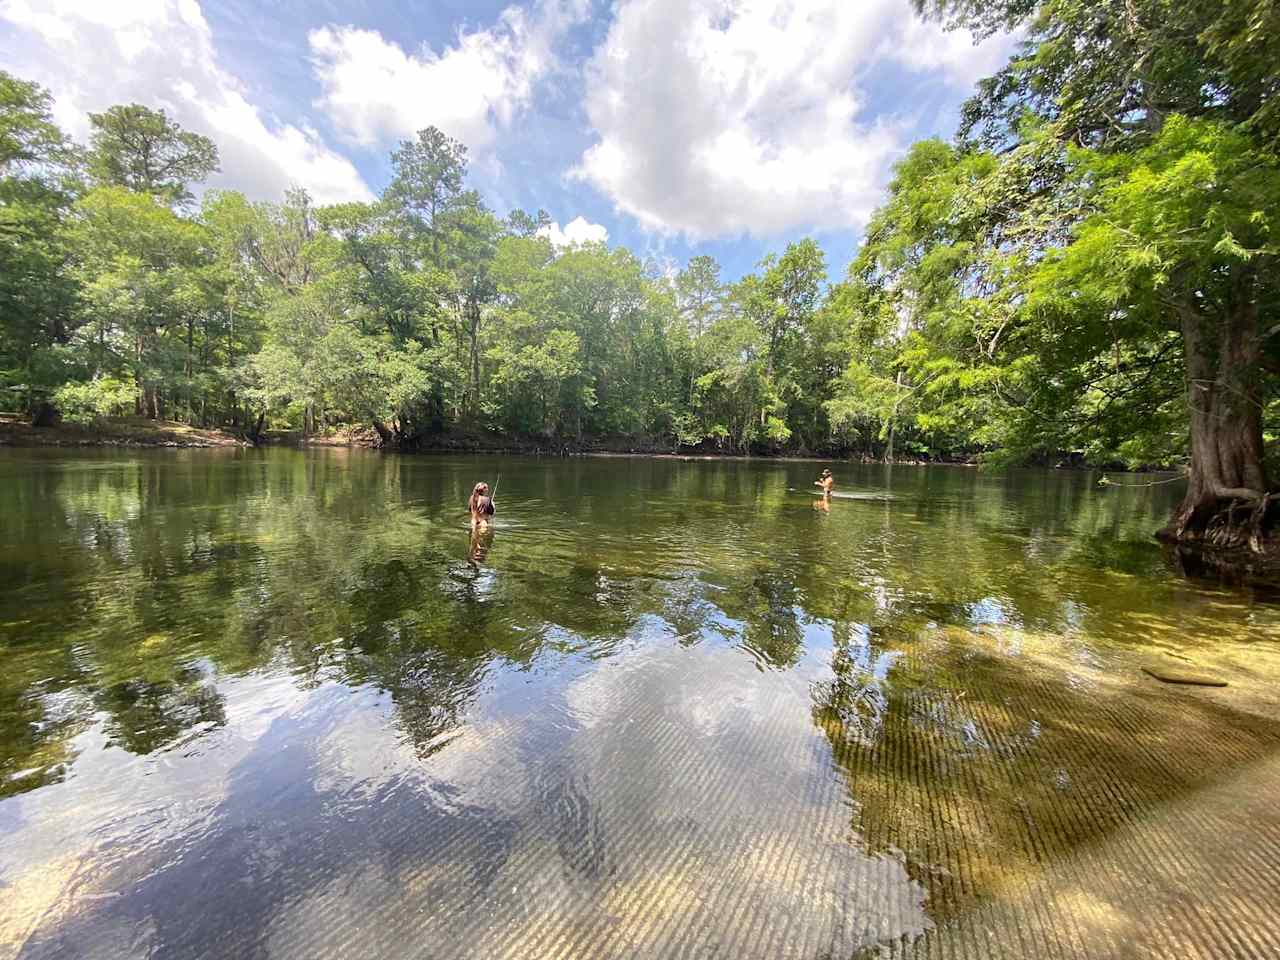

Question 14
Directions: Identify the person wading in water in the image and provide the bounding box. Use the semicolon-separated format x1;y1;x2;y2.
468;481;496;530
814;468;834;499
468;524;494;567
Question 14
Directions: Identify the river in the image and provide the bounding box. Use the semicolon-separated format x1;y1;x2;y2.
2;449;1279;959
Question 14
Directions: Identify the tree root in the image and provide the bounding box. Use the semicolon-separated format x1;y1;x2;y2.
1249;493;1272;554
1198;492;1276;554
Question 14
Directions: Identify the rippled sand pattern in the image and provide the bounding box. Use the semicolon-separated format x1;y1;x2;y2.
2;451;1280;959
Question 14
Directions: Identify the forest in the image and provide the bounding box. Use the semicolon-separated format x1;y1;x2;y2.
1;0;1278;553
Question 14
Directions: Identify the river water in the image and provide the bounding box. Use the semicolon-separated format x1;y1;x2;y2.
2;449;1280;959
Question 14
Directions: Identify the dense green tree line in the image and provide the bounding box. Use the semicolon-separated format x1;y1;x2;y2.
1;0;1278;547
0;80;854;456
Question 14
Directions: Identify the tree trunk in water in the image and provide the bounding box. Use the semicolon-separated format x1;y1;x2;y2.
372;419;394;447
1160;287;1271;551
247;410;266;446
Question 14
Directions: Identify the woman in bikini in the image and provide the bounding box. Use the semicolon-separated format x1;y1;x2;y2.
468;481;496;530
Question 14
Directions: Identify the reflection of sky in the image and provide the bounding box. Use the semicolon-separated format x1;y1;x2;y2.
4;636;932;958
966;596;1013;626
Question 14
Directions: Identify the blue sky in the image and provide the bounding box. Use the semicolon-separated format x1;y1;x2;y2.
1;0;1013;281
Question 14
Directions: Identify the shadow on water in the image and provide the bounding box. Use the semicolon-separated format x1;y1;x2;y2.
3;450;1280;958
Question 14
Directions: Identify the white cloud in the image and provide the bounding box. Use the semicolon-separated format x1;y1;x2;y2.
309;0;589;150
893;13;1014;84
574;0;1014;240
0;0;373;204
538;215;609;248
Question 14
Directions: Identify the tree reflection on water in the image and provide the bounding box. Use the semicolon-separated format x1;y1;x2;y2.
3;450;1280;957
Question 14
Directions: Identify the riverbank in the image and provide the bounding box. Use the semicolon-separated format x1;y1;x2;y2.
0;415;1167;473
0;414;247;448
263;424;981;464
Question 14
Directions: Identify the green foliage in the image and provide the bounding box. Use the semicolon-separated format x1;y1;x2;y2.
6;0;1278;485
87;104;218;206
0;77;872;454
0;72;952;455
0;73;80;416
887;0;1280;496
53;376;139;423
487;329;584;435
0;71;76;175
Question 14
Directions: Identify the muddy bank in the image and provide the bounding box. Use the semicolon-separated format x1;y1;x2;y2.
0;415;246;448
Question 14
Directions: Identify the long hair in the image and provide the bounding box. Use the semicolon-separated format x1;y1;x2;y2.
469;481;495;516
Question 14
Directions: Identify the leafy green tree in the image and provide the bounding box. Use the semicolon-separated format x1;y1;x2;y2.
52;375;140;424
544;244;667;439
897;0;1280;547
841;140;1034;460
0;70;77;175
487;329;584;436
1029;118;1280;532
368;126;479;434
0;73;80;424
726;241;828;449
750;240;826;382
505;207;551;239
385;126;467;266
87;104;218;206
675;255;724;339
823;278;911;459
443;195;503;418
208;186;322;295
689;302;778;452
66;186;212;418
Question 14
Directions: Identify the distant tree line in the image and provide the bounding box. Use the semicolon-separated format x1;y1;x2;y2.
0;83;867;457
2;0;1279;550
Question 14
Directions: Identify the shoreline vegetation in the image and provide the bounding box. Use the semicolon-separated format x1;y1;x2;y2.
0;412;1173;472
3;0;1279;567
0;413;959;458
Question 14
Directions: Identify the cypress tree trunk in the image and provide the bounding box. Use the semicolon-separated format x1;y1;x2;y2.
1160;280;1272;551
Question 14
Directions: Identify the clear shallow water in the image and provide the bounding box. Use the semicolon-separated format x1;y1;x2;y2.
3;450;1280;959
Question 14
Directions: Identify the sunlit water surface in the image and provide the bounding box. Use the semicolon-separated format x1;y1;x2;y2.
3;450;1280;959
